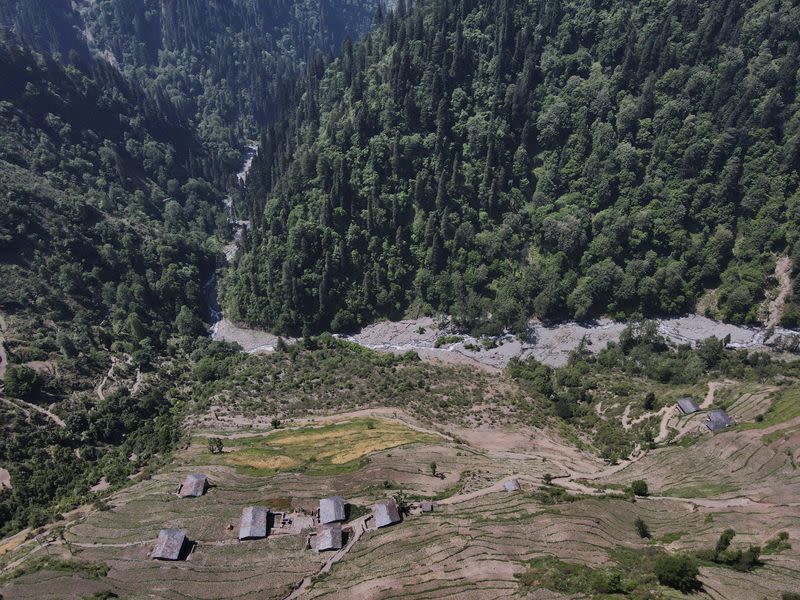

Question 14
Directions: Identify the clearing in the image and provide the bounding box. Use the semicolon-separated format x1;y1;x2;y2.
200;418;441;476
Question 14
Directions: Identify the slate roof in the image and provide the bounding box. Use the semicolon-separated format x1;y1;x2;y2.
319;496;346;524
316;523;343;551
179;473;208;497
706;409;733;432
676;397;700;414
373;500;401;528
151;529;187;560
504;479;521;492
239;506;269;540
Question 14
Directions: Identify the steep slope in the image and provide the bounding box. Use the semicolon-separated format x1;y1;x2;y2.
0;0;90;64
0;34;226;535
228;0;800;335
0;0;379;180
0;0;381;537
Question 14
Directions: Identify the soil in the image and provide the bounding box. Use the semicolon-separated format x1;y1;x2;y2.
768;255;793;327
0;467;10;489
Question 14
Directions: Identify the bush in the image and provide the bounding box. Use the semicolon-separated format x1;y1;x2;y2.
630;479;649;496
635;517;651;539
4;365;42;399
764;531;791;554
654;553;700;592
207;438;223;454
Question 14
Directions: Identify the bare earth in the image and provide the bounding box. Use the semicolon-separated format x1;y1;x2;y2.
768;255;793;327
0;467;10;490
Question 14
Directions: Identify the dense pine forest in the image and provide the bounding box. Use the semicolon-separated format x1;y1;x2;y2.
227;0;800;336
0;1;376;534
1;0;378;182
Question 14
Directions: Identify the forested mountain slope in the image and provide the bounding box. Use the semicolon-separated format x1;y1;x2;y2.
0;0;89;63
1;0;380;182
0;1;380;534
228;0;800;336
0;34;229;533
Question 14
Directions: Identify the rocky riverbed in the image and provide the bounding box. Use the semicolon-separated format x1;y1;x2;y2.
211;313;799;369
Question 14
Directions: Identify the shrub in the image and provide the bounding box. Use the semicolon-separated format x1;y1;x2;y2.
630;479;649;496
654;553;700;592
635;517;651;539
764;532;791;554
207;438;223;454
4;365;42;399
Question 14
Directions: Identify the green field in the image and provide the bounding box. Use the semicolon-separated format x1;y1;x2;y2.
200;417;440;476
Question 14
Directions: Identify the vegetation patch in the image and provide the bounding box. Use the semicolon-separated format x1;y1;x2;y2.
200;418;439;476
0;557;109;584
740;388;800;430
517;547;689;597
661;482;737;499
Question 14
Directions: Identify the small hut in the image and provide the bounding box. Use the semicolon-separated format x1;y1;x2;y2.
504;479;521;492
420;501;434;513
151;529;187;560
706;409;733;432
316;523;343;552
178;474;208;497
319;496;346;524
239;506;269;540
676;397;700;414
372;500;401;528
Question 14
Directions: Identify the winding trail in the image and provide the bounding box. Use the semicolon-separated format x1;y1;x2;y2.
20;399;65;428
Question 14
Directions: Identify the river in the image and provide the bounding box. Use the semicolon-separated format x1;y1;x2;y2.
208;151;799;370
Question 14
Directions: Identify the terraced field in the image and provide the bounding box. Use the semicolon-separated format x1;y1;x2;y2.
303;491;800;599
1;389;799;599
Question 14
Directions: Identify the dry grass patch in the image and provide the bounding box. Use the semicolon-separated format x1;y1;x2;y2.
200;417;440;476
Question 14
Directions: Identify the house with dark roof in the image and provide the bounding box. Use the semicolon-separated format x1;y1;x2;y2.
178;473;208;497
319;496;346;524
676;397;700;414
504;479;521;492
316;523;343;552
151;529;187;560
372;500;401;528
706;409;733;432
239;506;269;540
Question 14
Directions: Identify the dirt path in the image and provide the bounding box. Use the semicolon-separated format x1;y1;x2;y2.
767;255;793;327
131;367;143;395
701;380;732;409
13;398;65;428
0;338;6;381
0;313;6;381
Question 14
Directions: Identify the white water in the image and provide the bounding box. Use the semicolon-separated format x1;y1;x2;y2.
205;144;258;326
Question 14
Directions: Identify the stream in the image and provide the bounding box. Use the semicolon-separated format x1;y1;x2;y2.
206;151;800;370
203;144;258;327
